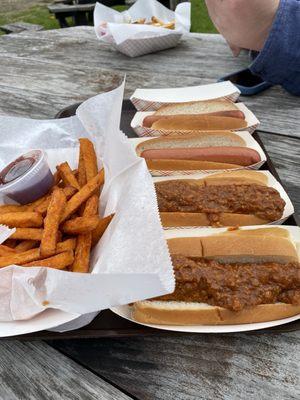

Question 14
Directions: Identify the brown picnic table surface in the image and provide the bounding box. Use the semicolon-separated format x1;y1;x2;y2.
0;26;299;400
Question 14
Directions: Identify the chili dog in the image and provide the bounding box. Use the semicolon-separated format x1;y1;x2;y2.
143;110;245;128
154;171;286;227
133;227;300;325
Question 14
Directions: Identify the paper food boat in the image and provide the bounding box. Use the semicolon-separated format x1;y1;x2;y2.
94;0;191;58
0;83;174;337
130;81;241;111
153;170;294;226
111;225;300;334
130;130;267;176
131;103;260;136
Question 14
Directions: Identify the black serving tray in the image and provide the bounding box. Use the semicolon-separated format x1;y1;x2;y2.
11;99;299;340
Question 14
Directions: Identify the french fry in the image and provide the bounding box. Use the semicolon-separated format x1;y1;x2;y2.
3;239;17;248
26;195;49;212
62;215;99;235
0;204;30;215
92;214;114;247
0;248;41;267
79;138;98;182
53;170;61;185
35;186;76;215
15;240;38;253
132;18;146;24
0;238;76;268
11;228;43;241
57;162;80;190
163;21;175;29
40;188;67;258
81;137;100;213
72;234;92;273
22;250;74;270
151;16;165;25
71;195;99;273
57;238;77;252
0;212;43;228
60;170;104;223
78;143;87;188
0;244;16;256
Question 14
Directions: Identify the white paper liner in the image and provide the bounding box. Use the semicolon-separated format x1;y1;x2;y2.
111;225;300;333
153;170;294;226
130;81;241;111
129;130;266;176
0;82;175;335
94;0;190;57
131;103;260;137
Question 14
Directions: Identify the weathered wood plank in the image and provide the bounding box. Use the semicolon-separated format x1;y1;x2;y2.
258;131;300;216
0;27;299;136
51;331;300;400
0;341;131;400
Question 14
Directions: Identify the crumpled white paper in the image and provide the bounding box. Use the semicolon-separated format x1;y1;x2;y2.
94;0;191;57
0;81;174;326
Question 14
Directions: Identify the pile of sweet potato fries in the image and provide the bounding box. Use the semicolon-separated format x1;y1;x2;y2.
0;139;113;272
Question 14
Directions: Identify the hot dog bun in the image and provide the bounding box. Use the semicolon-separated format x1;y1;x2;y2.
152;115;248;131
143;111;245;128
146;159;243;171
154;99;240;116
133;301;300;326
135;133;261;170
155;171;284;227
133;228;300;325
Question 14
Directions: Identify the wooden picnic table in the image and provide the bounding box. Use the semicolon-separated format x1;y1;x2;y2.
0;26;299;400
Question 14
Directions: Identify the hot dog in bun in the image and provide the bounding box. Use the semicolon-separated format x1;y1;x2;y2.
155;171;286;227
133;227;300;325
142;100;247;131
134;132;262;171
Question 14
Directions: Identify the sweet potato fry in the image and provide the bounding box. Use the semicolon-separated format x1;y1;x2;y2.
83;194;99;215
0;212;43;228
71;194;99;273
22;250;74;270
57;162;80;190
0;238;76;268
15;240;38;253
62;215;99;235
0;244;16;256
92;214;114;247
0;204;30;214
60;170;104;222
72;234;91;273
57;238;77;252
78;144;87;188
35;186;76;215
0;248;41;267
26;195;49;212
40;188;67;258
53;170;61;185
79;138;98;182
11;228;43;241
3;239;17;248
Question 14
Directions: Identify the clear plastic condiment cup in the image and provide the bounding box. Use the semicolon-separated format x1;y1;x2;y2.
0;150;54;204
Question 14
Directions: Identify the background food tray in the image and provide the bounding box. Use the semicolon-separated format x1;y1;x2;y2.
9;99;299;340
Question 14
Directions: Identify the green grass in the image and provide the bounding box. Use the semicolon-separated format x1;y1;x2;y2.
0;1;217;34
0;6;60;32
191;0;217;33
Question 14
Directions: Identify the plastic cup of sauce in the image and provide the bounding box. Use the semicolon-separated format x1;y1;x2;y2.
0;150;54;204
